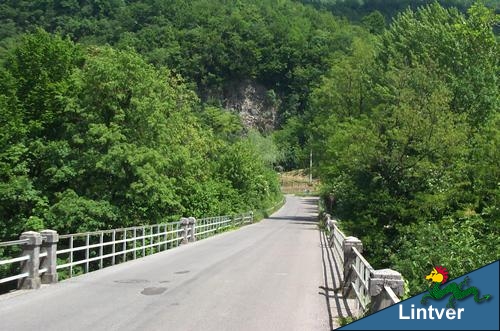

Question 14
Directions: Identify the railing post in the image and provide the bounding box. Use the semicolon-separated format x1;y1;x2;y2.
17;231;42;290
326;217;337;246
40;230;59;284
189;217;196;242
327;219;337;230
180;218;190;244
369;269;404;312
342;236;363;295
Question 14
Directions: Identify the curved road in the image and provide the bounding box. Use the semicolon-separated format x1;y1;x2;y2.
0;195;339;331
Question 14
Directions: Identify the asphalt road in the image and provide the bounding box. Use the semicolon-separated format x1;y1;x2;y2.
0;195;334;331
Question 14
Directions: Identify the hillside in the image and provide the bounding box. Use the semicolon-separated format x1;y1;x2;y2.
299;0;500;20
0;0;366;131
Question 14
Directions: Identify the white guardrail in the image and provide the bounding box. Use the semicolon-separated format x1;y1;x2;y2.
56;222;184;277
0;211;254;291
0;239;31;284
324;214;404;315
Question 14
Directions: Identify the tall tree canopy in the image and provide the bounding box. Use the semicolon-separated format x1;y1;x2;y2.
308;2;499;294
0;30;281;240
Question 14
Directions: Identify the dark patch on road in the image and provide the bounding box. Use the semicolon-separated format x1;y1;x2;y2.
159;280;170;284
114;279;150;284
174;270;190;274
141;287;167;295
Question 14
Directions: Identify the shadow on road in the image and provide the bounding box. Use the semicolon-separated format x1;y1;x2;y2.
300;198;319;206
318;229;353;329
267;216;318;222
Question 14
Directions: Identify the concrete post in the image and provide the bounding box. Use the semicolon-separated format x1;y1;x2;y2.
17;231;42;290
250;211;254;223
342;236;363;296
369;269;404;312
40;230;59;284
326;218;338;247
327;217;337;230
188;217;196;242
180;218;190;244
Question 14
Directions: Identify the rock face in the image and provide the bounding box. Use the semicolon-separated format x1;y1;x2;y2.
222;79;279;133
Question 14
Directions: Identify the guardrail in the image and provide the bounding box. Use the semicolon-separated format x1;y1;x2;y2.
0;230;58;290
196;212;252;240
56;222;184;278
323;214;404;316
0;239;30;285
0;211;255;291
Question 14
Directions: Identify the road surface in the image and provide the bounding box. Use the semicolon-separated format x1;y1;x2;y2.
0;195;343;331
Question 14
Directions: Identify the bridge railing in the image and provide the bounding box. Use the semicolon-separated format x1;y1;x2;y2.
0;238;31;286
0;231;59;290
195;212;253;240
0;211;255;291
349;246;374;312
323;214;404;316
56;222;184;278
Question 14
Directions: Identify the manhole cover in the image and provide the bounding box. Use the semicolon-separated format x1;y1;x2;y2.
141;287;167;296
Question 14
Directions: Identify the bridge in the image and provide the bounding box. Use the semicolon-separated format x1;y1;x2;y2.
0;195;403;330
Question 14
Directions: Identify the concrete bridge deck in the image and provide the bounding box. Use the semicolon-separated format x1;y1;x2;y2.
0;195;352;331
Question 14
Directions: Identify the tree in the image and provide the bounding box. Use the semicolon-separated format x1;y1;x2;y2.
308;2;499;277
361;10;386;34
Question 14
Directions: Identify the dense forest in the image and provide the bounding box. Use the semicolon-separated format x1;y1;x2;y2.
306;2;499;294
300;0;499;21
0;0;498;295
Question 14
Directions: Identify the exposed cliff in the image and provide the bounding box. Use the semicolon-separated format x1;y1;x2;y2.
221;80;280;133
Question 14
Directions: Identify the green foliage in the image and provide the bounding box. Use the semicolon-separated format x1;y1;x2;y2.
197;106;244;142
217;139;281;210
246;130;283;167
0;0;369;125
392;215;499;295
361;10;386;34
307;2;499;295
300;0;499;22
0;29;282;240
273;116;308;170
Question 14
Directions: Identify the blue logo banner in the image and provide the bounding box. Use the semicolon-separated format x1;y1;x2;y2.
339;260;499;330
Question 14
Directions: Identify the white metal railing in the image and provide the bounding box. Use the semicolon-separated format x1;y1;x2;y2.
0;238;48;285
0;208;260;290
196;212;253;239
350;246;375;312
231;212;253;226
56;222;183;278
322;213;403;316
325;215;375;313
55;212;254;278
0;239;29;248
328;221;346;266
196;216;232;238
382;285;401;306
